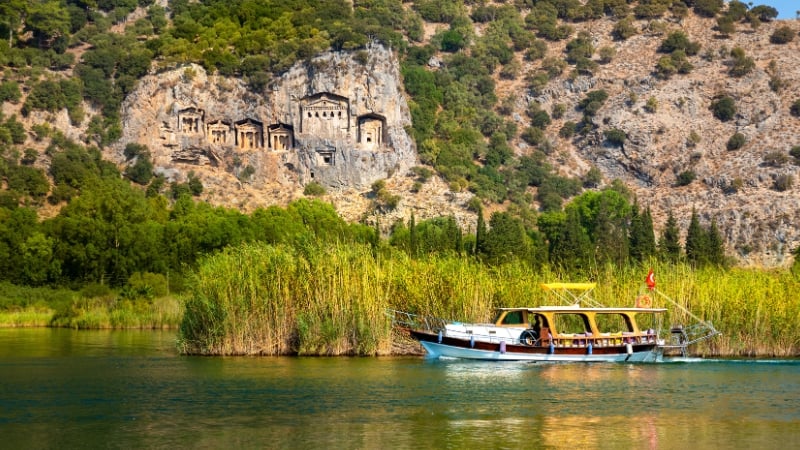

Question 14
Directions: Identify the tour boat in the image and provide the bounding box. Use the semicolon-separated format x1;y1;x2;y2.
392;280;719;362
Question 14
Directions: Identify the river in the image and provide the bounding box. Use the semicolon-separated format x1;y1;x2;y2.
0;328;798;448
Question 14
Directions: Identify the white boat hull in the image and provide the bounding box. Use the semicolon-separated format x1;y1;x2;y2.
420;341;663;363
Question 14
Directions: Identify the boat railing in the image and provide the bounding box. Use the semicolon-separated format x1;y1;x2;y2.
548;331;658;348
659;321;721;351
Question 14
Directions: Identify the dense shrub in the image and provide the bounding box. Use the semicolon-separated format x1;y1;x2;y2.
659;31;701;55
676;170;696;186
770;26;796;44
604;128;627;146
710;96;736;122
727;133;746;151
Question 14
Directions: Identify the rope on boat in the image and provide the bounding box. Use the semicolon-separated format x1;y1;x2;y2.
650;288;722;349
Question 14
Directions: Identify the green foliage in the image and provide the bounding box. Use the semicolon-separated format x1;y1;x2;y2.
685;209;726;267
303;182;327;197
655;50;693;79
710;95;736;122
659;211;682;261
604;128;626;146
125;155;153;185
749;5;778;21
371;179;400;211
694;0;724;17
769;26;796;44
727;132;746;151
659;31;701;55
578;90;609;117
0;81;22;103
643;96;658;113
716;16;735;37
676;170;696;186
729;47;754;77
612;17;637;40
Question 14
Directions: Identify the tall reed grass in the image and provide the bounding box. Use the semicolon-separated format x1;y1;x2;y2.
179;243;800;357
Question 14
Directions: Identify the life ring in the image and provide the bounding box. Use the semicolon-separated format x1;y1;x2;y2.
636;294;653;308
519;329;538;346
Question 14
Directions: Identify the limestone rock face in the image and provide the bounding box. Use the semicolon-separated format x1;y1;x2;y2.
117;43;416;195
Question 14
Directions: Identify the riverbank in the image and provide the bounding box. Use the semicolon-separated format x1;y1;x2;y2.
0;297;182;329
177;242;800;358
3;242;798;357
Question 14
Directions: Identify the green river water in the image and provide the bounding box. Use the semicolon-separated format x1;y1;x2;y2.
0;328;798;449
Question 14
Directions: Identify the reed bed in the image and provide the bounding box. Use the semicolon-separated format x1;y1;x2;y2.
179;243;800;357
49;296;183;329
0;308;54;327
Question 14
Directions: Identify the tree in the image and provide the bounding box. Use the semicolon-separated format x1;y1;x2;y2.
684;209;706;266
548;208;592;272
749;5;778;21
705;219;726;266
125;156;154;185
592;196;628;266
482;212;530;265
475;205;486;256
629;204;656;262
659;211;682;262
25;0;71;49
694;0;724;17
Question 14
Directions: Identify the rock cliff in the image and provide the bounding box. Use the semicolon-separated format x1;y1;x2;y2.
117;42;416;202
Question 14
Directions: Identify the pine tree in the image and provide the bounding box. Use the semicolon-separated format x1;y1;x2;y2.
658;210;682;261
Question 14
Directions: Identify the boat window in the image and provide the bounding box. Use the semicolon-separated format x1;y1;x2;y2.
501;311;524;325
553;313;591;334
595;313;634;333
633;312;657;332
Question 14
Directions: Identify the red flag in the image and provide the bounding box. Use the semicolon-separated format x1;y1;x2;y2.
645;269;656;291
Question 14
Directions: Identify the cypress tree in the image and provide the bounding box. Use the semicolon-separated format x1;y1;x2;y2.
593;196;628;266
409;212;417;257
658;210;682;261
630;204;657;262
475;206;487;256
684;208;706;266
483;212;530;265
706;219;726;266
550;208;592;272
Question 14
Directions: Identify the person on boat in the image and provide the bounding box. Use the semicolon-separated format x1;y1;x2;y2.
531;315;542;338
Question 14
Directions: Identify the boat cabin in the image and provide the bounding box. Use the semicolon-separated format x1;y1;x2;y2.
491;306;664;348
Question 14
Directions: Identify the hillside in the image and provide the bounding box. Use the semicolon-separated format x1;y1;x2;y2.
1;0;799;266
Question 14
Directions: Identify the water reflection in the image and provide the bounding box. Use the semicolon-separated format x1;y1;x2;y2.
0;329;798;448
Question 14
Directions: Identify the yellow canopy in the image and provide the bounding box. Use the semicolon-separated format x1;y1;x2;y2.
540;282;596;291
